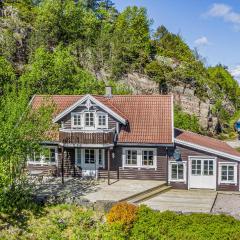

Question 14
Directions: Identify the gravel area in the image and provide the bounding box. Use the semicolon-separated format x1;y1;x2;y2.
212;193;240;219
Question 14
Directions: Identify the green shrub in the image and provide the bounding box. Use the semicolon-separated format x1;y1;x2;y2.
130;205;240;240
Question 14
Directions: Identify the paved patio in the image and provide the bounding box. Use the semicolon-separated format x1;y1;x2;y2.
212;193;240;219
85;180;165;202
34;177;165;203
142;189;217;213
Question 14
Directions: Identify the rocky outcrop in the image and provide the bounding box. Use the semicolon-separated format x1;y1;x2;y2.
118;73;234;130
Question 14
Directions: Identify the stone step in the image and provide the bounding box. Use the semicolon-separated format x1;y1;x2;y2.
119;182;167;203
131;186;172;204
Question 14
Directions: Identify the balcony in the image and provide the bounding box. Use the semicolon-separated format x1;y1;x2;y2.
59;129;115;145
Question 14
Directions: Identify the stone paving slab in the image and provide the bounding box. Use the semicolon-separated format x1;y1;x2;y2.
85;180;165;202
212;193;240;219
142;189;217;213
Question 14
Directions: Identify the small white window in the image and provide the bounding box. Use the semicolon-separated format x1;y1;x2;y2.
85;112;95;127
142;150;154;166
98;114;107;128
220;164;236;184
126;150;138;165
169;161;186;182
72;113;82;128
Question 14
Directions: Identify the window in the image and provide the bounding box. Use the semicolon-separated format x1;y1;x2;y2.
170;163;184;180
191;159;201;175
72;113;82;128
85;149;95;164
203;160;214;176
142;150;154;166
126;150;137;165
99;149;104;165
29;147;56;164
43;148;56;163
85;112;95;127
123;148;156;168
98;114;107;128
76;149;81;166
221;164;235;183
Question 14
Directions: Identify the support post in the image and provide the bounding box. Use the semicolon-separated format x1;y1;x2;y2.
61;146;64;185
108;149;110;185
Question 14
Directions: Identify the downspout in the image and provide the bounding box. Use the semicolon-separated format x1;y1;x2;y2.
166;147;169;186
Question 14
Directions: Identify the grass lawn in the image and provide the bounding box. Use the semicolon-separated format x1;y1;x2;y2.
0;203;240;240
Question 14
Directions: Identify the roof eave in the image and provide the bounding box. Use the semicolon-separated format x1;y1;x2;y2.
175;138;240;162
52;94;127;125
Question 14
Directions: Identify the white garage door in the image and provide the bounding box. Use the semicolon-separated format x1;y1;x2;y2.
189;157;216;190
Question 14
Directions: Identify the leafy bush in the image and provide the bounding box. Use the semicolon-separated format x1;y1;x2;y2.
107;202;138;228
0;177;39;214
130;205;240;240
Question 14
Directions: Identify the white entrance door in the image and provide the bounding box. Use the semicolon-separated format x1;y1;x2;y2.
189;157;216;189
82;149;98;177
76;149;105;178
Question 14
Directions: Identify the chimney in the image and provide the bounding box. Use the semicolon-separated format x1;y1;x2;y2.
105;86;112;98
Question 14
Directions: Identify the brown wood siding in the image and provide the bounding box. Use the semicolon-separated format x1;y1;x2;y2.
171;144;240;191
109;146;168;181
58;148;82;177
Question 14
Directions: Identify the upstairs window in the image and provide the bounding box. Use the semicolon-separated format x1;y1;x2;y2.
85;112;95;127
98;113;107;128
72;113;82;128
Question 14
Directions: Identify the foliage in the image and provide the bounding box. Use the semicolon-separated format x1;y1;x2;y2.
174;105;201;133
111;6;151;77
130;205;240;240
0;85;53;213
0;57;16;95
1;204;240;240
107;202;138;228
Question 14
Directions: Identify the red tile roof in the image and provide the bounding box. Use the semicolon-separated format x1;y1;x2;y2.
31;94;174;144
175;129;240;158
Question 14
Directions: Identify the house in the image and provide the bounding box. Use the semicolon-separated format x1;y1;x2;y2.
29;87;240;191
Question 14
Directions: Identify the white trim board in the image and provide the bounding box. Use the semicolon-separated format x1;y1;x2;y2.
53;94;126;125
175;139;240;162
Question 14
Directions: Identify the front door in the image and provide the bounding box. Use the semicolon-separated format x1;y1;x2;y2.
76;149;105;178
189;157;216;189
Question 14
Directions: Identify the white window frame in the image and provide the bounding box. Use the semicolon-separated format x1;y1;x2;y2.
218;162;237;185
71;112;83;128
96;112;108;129
28;146;58;165
168;161;187;183
122;148;157;169
75;148;105;168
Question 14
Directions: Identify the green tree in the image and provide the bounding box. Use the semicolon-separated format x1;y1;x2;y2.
31;0;99;49
0;85;53;213
0;57;16;95
111;6;151;77
21;46;105;95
